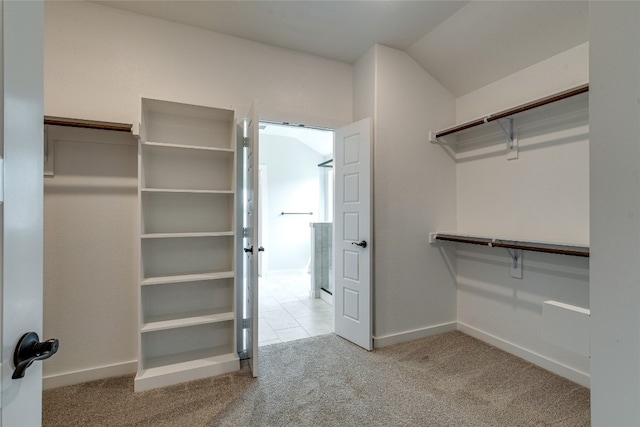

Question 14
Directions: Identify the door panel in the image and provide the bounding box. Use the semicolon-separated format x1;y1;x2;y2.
334;118;372;351
1;1;45;425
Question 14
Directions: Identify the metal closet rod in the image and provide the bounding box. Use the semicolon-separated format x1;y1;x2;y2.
281;212;313;215
434;233;589;258
434;84;589;139
44;116;132;133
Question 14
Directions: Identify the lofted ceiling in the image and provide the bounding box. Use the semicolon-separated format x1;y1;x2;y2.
92;0;588;97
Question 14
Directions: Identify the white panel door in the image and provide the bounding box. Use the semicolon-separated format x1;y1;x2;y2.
334;118;372;350
1;1;47;426
241;106;259;377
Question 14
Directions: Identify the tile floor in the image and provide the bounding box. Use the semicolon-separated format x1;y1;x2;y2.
258;270;334;346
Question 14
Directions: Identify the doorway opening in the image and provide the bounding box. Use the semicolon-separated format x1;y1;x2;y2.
257;122;335;346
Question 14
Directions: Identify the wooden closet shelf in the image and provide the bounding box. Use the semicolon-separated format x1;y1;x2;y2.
45;116;132;133
431;233;589;257
431;84;589;139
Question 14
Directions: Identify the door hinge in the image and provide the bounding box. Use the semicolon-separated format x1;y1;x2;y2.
0;157;4;204
242;318;250;329
243;227;249;237
243;137;249;148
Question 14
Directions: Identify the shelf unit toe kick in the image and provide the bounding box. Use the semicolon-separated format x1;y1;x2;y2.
134;351;239;392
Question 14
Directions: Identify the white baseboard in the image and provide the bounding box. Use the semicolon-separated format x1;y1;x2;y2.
42;325;590;391
373;321;457;348
43;360;137;390
457;322;590;388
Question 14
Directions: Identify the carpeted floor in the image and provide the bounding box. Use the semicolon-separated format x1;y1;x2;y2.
43;331;590;426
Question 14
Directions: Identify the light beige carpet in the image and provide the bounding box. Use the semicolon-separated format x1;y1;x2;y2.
43;331;590;426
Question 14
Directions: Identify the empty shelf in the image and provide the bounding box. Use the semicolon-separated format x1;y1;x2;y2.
431;232;589;257
141;231;234;239
141;188;234;194
141;309;234;333
431;84;589;139
143;141;234;153
141;271;235;286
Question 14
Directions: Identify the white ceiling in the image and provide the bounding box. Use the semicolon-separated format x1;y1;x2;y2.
93;0;588;97
408;1;589;96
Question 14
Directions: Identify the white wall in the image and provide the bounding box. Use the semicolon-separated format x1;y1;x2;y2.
456;43;589;123
259;134;325;273
353;46;376;123
359;45;458;345
43;1;353;386
448;44;591;385
456;94;589;244
45;1;353;129
589;2;640;424
43;126;138;388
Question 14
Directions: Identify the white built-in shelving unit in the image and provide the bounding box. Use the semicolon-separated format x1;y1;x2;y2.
135;98;239;392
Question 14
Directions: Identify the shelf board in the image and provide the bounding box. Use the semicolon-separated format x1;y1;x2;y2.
432;84;589;139
431;232;589;257
45;116;132;133
141;309;234;333
141;231;234;239
140;188;234;195
142;141;234;153
141;271;234;286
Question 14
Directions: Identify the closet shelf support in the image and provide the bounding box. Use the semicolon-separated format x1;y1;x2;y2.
487;117;517;159
428;84;588;144
505;248;519;268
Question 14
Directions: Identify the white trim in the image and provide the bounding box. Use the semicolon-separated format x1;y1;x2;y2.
373;322;457;348
43;360;137;390
457;322;590;388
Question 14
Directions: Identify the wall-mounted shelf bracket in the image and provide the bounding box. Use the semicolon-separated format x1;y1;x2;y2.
488;117;517;160
44;125;54;177
505;248;522;278
505;248;518;268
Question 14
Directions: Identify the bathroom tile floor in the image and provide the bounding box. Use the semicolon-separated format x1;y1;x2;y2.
258;271;334;346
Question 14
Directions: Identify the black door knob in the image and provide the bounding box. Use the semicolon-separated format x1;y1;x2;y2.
352;240;367;248
244;246;253;254
12;332;59;379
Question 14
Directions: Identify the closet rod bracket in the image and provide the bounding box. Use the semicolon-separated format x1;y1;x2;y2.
505;248;518;268
486;117;518;160
428;131;448;145
505;247;523;279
